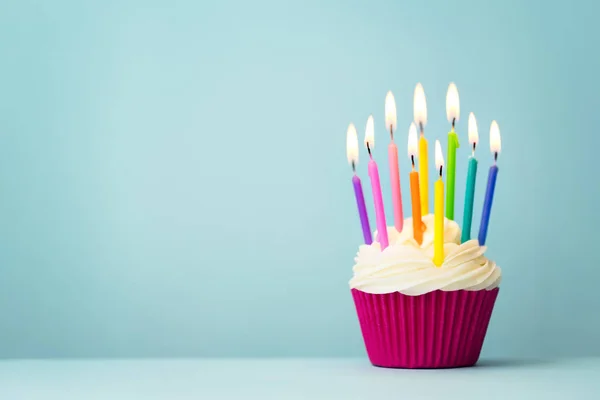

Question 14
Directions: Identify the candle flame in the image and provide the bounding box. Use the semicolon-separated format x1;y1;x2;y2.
346;123;359;165
407;123;418;158
435;140;445;169
468;112;479;145
446;82;460;123
385;91;397;133
490;120;501;154
413;83;427;128
364;115;375;150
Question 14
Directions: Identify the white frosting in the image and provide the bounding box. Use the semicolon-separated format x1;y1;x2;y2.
349;214;502;296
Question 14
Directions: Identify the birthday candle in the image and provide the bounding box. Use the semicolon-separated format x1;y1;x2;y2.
478;121;501;246
385;91;404;233
365;115;389;250
347;123;372;244
461;113;479;243
414;83;429;215
407;123;423;244
433;140;445;267
445;83;460;220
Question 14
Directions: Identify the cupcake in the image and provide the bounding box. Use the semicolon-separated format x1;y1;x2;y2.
349;214;501;369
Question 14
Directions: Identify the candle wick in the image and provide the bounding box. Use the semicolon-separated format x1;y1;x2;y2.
494;152;498;162
351;161;356;173
367;143;372;158
411;155;415;169
389;125;394;141
439;165;443;177
472;142;476;157
452;118;456;130
419;122;424;135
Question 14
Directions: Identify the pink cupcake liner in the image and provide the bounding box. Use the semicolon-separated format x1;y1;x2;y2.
351;288;499;369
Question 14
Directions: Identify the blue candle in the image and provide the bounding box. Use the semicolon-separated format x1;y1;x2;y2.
478;165;498;246
478;120;501;246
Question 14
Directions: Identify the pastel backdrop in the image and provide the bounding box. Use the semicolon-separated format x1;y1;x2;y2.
0;0;598;358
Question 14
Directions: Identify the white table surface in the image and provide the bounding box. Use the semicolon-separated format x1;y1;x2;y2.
0;358;598;399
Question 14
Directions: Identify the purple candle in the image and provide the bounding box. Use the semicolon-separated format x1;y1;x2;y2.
347;123;372;244
352;174;372;244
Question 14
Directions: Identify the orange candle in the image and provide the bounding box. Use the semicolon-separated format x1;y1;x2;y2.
408;123;423;245
410;171;423;245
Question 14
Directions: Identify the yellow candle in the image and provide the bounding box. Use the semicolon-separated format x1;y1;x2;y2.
418;135;429;216
433;140;445;267
414;83;429;215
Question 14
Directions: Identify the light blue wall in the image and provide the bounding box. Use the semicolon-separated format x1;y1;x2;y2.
0;0;598;358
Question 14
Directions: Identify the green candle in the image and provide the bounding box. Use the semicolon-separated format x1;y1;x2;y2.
446;129;459;220
461;112;479;243
445;83;460;220
461;156;478;243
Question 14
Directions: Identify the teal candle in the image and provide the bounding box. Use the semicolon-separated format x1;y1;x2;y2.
461;156;478;243
462;112;480;243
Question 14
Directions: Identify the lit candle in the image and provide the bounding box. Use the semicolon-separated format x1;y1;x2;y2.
365;115;389;250
433;140;445;267
347;123;372;244
478;121;501;246
414;83;429;215
385;91;404;233
461;113;479;243
445;83;460;220
408;123;423;244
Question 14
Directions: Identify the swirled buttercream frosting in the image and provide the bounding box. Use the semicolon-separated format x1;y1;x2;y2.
349;214;502;296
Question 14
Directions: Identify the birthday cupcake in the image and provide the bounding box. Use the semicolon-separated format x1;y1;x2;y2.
346;84;502;368
349;215;501;369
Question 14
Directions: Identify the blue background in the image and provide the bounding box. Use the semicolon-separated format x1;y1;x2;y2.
0;0;597;359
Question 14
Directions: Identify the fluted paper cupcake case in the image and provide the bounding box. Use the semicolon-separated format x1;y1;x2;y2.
351;288;499;369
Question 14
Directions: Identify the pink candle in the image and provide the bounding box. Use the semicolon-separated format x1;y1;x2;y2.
364;115;388;250
385;91;403;233
388;142;404;233
368;159;389;249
